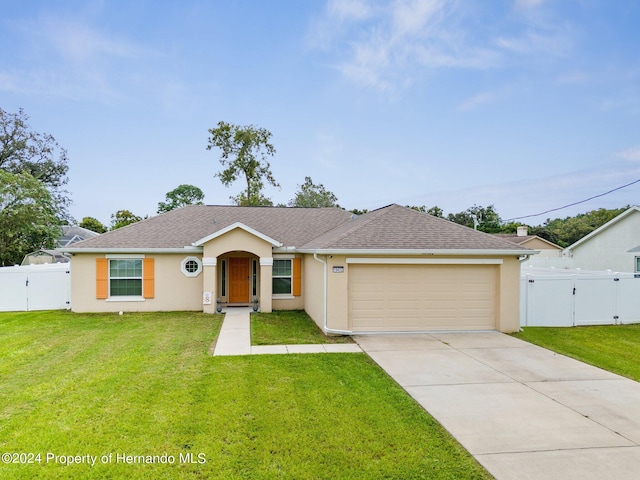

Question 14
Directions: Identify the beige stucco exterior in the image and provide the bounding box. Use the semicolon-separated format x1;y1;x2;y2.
521;237;562;257
70;253;203;313
71;226;315;314
301;254;522;334
70;248;522;332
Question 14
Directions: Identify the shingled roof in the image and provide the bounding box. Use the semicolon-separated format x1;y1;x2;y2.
300;204;530;252
66;204;532;254
67;205;354;250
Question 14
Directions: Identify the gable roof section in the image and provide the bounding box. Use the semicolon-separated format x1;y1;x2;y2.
64;205;354;251
565;206;640;252
493;233;562;250
299;204;532;254
193;222;282;247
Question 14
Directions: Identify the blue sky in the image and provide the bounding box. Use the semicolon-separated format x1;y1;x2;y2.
2;0;639;226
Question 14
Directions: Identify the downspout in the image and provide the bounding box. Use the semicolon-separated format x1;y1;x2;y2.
313;253;352;335
518;255;531;263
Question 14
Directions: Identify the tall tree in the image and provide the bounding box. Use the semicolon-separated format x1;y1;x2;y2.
289;177;339;208
206;121;279;206
110;210;143;230
0;171;61;266
0;107;71;220
157;184;205;213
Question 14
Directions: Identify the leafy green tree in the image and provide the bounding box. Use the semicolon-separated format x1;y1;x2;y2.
233;191;274;207
206;121;280;206
448;204;502;232
289;177;339;208
350;208;369;215
426;206;444;218
0;171;61;265
0;107;71;220
544;207;628;247
79;216;107;234
110;210;143;230
406;205;444;218
157;184;205;213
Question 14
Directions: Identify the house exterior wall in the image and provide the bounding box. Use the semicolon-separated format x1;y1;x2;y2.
326;255;350;331
69;243;522;333
202;228;274;312
70;253;203;313
522;238;562;257
569;211;640;272
302;254;326;329
497;256;521;332
317;254;522;334
202;228;273;259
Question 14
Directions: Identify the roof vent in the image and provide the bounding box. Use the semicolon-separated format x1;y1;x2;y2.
213;218;217;225
350;214;358;220
517;226;528;237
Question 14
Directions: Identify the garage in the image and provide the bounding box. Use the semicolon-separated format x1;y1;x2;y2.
348;262;498;332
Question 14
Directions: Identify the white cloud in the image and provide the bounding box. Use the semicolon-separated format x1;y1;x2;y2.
618;147;640;162
556;71;589;85
457;91;497;111
311;0;573;93
514;0;545;10
327;0;373;21
392;0;445;37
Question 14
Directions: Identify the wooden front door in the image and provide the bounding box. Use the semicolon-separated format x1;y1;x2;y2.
229;257;250;303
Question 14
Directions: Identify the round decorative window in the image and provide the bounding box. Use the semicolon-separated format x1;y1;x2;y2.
181;257;202;277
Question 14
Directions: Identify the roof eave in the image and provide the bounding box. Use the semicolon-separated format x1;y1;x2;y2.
295;248;539;256
60;247;203;254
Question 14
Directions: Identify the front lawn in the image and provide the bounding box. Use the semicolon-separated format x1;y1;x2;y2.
513;324;640;382
0;311;490;479
251;310;353;345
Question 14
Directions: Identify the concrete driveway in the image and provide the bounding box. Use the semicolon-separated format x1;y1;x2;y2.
353;332;640;480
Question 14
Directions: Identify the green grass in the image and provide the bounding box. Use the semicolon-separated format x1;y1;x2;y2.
512;324;640;382
0;310;490;479
251;310;353;345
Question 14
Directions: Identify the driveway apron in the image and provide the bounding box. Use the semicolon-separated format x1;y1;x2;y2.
353;332;640;480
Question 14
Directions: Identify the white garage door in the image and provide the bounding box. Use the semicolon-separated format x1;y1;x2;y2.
349;264;498;332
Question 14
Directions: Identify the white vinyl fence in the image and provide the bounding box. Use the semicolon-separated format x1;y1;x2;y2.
520;267;640;327
0;263;71;312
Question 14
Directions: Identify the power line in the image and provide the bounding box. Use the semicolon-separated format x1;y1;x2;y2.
505;178;640;222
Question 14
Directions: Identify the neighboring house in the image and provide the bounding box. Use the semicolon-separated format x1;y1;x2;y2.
22;226;100;265
564;206;640;273
62;204;535;333
494;226;563;258
494;226;567;268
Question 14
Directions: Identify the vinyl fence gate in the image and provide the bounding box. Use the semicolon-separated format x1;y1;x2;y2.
520;269;640;327
0;264;71;312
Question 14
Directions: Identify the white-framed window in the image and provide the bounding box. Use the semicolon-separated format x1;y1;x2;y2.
272;258;292;295
181;256;202;277
110;258;143;296
636;256;640;273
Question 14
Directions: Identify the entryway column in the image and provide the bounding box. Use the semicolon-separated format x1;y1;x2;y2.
259;257;273;312
202;257;217;314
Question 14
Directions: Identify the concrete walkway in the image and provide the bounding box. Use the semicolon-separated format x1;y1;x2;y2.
353;332;640;480
212;307;362;356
